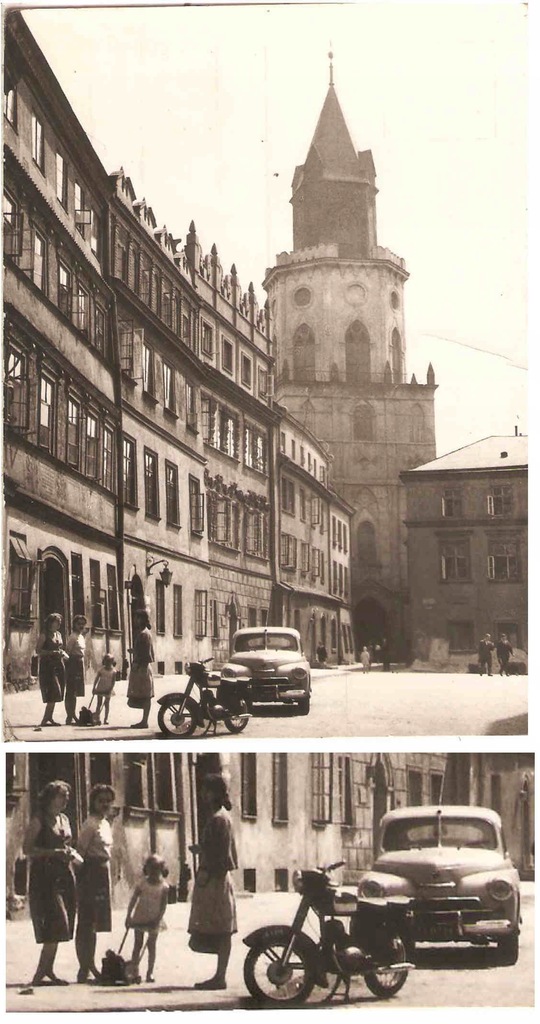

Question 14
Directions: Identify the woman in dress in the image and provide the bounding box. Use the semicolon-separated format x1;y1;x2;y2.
35;612;67;727
75;784;115;983
64;614;87;724
188;774;238;990
127;609;154;729
24;780;77;987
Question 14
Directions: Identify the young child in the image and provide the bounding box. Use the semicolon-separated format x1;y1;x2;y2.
125;855;169;983
360;646;371;672
92;654;116;725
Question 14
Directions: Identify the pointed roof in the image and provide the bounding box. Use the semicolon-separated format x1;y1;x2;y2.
307;85;362;181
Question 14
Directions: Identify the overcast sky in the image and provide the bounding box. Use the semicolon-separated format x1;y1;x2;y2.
21;1;528;455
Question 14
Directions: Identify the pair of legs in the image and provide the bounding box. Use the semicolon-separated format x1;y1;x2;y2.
65;686;78;725
40;701;59;726
479;659;492;676
194;936;232;990
131;697;151;729
31;941;67;985
95;695;111;724
498;660;510;676
131;930;157;981
75;918;100;982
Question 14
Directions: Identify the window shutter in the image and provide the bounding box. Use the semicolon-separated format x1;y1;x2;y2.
441;555;447;580
487;494;494;516
487;555;495;579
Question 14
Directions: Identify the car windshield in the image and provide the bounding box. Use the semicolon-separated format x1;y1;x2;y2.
233;632;300;653
382;816;498;852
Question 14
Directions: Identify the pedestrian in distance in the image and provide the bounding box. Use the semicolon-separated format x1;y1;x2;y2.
75;784;115;983
316;641;327;666
496;634;514;677
380;638;391;672
188;774;238;991
64;615;87;725
22;780;79;991
125;855;169;983
35;612;68;728
478;633;495;676
127;609;155;729
92;654;117;725
360;646;371;672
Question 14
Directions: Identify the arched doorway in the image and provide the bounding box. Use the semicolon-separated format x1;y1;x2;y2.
372;757;388;856
40;553;67;633
355;597;387;652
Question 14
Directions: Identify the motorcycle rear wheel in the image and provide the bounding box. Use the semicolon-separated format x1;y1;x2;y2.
224;715;250;733
244;940;315;1006
157;698;199;737
364;937;408;999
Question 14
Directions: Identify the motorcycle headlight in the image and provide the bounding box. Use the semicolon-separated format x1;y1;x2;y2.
292;870;304;894
487;878;514;901
291;666;308;680
358;878;384;898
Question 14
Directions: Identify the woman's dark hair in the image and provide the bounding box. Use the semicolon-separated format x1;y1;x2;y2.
88;784;115;813
72;615;87;629
143;854;169;878
38;780;71;811
134;609;151;630
202;773;232;811
44;612;62;630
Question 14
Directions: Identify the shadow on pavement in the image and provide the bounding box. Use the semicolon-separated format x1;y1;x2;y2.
413;945;503;971
488;713;527;735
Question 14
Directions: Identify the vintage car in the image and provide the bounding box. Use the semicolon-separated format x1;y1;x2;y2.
357;805;520;964
219;627;311;714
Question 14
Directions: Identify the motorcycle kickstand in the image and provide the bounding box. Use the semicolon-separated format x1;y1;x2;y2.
322;973;349;1005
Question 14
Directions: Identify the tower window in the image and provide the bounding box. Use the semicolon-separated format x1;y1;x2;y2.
345;321;371;384
294;287;311;307
293;324;315;381
353;403;374;441
391;328;403;384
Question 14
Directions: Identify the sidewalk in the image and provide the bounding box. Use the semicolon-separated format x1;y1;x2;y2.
7;891;301;1012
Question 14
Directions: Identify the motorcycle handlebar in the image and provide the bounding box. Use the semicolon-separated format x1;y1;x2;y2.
319;860;346;873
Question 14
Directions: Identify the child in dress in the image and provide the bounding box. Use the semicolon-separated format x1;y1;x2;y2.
92;654;116;725
125;855;169;983
360;646;371;672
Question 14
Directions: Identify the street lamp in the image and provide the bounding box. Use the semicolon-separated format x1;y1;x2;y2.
145;555;173;587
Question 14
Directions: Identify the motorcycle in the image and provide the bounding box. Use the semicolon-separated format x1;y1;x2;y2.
156;657;251;738
243;860;414;1006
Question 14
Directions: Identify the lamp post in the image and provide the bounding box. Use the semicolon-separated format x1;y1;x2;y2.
145;556;173;587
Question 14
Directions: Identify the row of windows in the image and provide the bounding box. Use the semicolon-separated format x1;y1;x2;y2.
4;85;101;257
289;321;403;385
280;534;325;580
331;560;350;599
447;621;521;653
152;582;208;639
279;432;327;483
331;516;349;552
5;347;116;489
240;753;355;827
281;478;325;531
200;393;269;474
4;191;108;356
441;486;516;519
201;321;270;396
9;544;119;631
207;494;269;557
440;538;522;582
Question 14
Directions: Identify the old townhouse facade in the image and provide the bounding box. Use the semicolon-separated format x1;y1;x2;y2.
401;436;528;669
3;14;123;686
277;412;354;664
7;751;533;915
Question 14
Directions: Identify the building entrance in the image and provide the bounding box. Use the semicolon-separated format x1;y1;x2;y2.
354;597;387;652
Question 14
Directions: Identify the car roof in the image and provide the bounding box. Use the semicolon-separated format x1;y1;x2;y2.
232;627;301;638
380;805;502;826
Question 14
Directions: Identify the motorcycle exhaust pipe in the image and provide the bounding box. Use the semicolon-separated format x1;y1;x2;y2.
375;962;415;974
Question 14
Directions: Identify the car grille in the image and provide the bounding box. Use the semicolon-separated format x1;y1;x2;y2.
250;678;298;699
411;896;497;942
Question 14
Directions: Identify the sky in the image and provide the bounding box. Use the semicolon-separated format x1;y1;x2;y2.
20;1;528;456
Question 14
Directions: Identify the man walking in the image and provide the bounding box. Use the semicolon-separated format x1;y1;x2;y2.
478;633;495;676
496;634;513;676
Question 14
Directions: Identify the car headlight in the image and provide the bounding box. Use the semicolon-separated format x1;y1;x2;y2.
487;878;514;901
291;666;308;680
358;878;384;898
221;667;237;678
292;870;304;893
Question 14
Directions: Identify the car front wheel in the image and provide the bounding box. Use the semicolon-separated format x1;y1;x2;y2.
496;930;519;966
296;693;311;716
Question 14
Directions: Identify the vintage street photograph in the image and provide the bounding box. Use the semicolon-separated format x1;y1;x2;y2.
4;750;535;1011
3;1;528;740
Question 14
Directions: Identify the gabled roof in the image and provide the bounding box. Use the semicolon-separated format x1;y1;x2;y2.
407;436;528;473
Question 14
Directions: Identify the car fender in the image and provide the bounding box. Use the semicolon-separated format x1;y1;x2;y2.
243;924;319;963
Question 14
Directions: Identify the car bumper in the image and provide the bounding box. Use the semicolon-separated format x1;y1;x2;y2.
249;679;307;702
411;900;516;942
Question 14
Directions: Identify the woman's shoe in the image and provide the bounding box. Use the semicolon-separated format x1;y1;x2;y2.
130;722;149;728
46;974;69;986
146;974;155;983
194;978;227;990
76;970;89;984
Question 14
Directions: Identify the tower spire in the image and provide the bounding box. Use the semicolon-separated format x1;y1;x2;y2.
328;47;334;87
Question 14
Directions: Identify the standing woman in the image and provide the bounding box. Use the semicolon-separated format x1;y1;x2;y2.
127;609;155;729
24;780;77;987
64;614;87;725
75;784;115;983
188;774;238;991
35;613;67;727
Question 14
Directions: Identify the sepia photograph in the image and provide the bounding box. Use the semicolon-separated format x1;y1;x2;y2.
4;750;535;1011
2;2;528;741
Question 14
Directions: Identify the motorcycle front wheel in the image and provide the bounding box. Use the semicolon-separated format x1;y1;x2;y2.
224;714;249;733
157;697;199;737
364;936;409;999
244;940;316;1006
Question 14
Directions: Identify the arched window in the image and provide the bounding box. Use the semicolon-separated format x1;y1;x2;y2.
410;404;425;442
345;321;371;383
293;324;315;381
357;521;377;572
391;328;402;383
353;403;374;441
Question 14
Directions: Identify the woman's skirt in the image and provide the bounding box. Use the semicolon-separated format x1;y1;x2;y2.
188;871;237;938
65;657;85;698
29;859;76;944
39;659;65;704
77;859;112;933
127;663;154;709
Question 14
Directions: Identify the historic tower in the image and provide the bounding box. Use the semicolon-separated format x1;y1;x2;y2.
264;60;437;656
